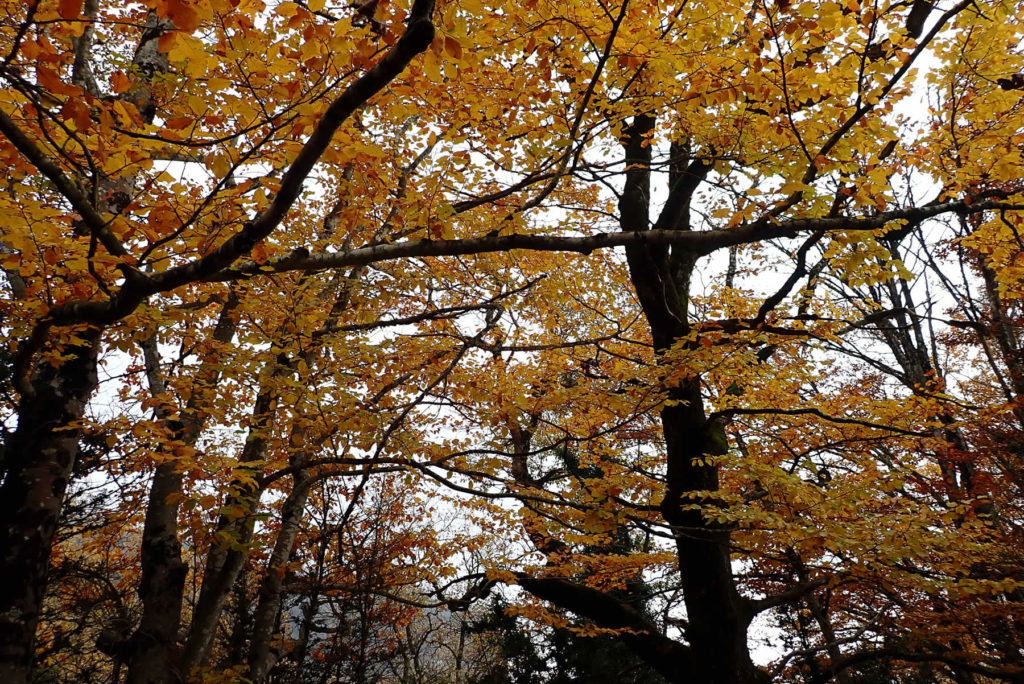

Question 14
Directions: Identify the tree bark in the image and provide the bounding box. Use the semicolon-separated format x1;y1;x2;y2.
515;115;765;684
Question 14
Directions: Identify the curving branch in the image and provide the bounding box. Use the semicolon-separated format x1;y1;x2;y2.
515;573;695;682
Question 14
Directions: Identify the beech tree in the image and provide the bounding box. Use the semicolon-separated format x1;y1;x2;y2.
3;0;1024;683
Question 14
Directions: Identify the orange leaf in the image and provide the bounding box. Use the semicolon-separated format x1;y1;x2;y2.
36;66;80;97
110;71;132;94
36;65;62;94
164;116;193;130
167;0;201;33
60;97;92;131
157;31;178;54
252;242;268;264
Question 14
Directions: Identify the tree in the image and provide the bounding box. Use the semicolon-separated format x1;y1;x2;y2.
3;0;1024;683
0;0;437;680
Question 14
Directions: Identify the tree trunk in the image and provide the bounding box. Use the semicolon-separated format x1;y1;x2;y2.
128;455;189;684
127;297;238;684
247;469;312;681
180;378;279;675
225;570;253;669
657;385;761;684
0;328;101;683
618;114;762;684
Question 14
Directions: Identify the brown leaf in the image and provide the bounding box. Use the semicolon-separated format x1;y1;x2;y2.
58;0;83;19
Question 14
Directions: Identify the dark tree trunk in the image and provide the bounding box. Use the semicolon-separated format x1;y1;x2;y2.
128;455;189;684
618;115;762;684
0;328;101;683
657;391;759;684
225;569;253;670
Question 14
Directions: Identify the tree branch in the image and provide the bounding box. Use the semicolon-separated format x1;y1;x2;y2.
212;198;1024;281
514;573;694;682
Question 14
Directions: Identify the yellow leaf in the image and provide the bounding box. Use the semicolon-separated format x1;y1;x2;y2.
206;77;231;92
422;51;442;81
444;36;463;61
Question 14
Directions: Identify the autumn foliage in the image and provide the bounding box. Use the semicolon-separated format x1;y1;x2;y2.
2;0;1024;682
